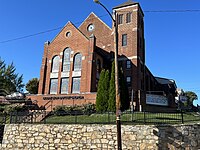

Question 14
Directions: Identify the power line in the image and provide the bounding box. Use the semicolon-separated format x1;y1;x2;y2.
0;14;108;44
0;9;200;44
0;27;63;44
144;9;200;13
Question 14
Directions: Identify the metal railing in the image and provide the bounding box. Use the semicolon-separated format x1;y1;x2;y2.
1;110;200;125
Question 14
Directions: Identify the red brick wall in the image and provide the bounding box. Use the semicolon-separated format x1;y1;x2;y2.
27;93;96;111
36;3;169;111
79;13;113;53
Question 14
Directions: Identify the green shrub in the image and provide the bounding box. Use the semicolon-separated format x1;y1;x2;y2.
83;103;96;114
96;69;106;112
0;105;5;112
53;105;67;116
3;104;26;114
53;105;84;115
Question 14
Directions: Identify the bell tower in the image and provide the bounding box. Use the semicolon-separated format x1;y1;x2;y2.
113;1;145;110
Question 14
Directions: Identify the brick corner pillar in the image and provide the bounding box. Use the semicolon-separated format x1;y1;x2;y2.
86;34;96;92
38;41;50;94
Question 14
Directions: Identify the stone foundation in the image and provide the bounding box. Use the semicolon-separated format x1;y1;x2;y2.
0;124;200;149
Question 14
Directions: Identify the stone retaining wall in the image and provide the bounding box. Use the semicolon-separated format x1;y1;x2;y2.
0;124;200;149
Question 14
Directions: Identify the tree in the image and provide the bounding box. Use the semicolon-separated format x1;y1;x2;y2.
0;58;24;95
0;58;6;92
184;91;198;107
96;69;110;112
26;78;39;94
108;62;116;112
119;67;130;111
103;70;110;110
108;62;130;112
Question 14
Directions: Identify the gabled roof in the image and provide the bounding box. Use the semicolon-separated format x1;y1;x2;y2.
79;12;112;31
113;1;139;9
50;21;89;44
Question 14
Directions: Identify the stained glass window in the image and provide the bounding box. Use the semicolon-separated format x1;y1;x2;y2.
60;78;69;94
49;79;58;94
62;48;71;72
73;53;82;71
52;56;60;72
72;77;81;93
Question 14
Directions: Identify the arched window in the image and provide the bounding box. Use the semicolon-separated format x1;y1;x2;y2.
73;53;82;71
51;55;60;72
62;48;71;72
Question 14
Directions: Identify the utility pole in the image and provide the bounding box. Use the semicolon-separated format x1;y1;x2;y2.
93;0;122;149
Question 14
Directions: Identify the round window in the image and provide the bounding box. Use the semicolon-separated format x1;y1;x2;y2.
87;24;95;32
66;32;71;37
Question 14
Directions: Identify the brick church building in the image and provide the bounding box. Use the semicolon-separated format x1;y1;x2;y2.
29;1;177;111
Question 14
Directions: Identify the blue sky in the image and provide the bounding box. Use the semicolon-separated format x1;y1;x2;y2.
0;0;200;105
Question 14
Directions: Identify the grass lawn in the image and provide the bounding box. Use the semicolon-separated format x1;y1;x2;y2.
45;112;200;125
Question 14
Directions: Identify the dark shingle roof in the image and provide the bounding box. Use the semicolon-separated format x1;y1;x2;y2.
113;1;138;9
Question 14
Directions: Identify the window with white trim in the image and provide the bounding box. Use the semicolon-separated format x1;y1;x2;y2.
72;77;81;93
49;78;58;94
62;48;71;72
73;53;82;71
51;56;60;72
60;78;69;94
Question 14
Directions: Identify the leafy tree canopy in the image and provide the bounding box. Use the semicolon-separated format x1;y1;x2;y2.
26;78;39;94
184;91;198;106
0;58;24;95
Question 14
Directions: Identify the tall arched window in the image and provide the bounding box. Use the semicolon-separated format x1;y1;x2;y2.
51;55;60;72
73;53;82;71
62;48;71;72
50;55;60;94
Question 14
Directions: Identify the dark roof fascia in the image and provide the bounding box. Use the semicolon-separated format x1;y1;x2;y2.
145;65;161;85
113;1;138;9
155;76;175;83
155;76;177;89
113;2;144;16
95;47;111;61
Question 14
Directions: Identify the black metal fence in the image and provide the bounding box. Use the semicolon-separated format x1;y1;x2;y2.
1;110;200;125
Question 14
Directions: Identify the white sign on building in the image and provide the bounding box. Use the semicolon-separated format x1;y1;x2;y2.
146;94;168;106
